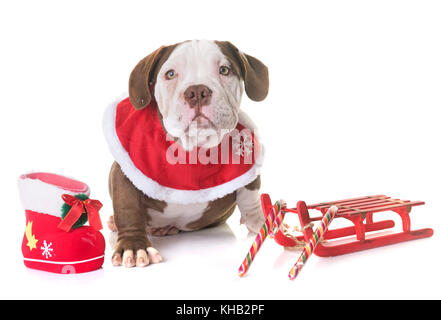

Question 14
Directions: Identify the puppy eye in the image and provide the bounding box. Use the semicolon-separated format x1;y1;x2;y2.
219;66;230;76
165;69;177;80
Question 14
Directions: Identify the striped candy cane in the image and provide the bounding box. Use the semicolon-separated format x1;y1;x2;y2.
288;206;338;280
268;203;286;238
238;200;286;277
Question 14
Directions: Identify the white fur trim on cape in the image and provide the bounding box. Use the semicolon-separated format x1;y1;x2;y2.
18;173;90;217
103;97;264;204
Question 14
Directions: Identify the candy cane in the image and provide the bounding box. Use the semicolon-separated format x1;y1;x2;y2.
288;206;338;280
238;200;286;277
268;203;286;238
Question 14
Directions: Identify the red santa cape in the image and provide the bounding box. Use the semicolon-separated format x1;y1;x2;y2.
103;97;264;204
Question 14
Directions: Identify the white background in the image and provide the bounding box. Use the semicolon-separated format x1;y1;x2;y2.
1;0;440;299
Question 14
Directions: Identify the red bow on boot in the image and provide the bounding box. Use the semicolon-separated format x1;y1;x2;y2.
58;194;103;232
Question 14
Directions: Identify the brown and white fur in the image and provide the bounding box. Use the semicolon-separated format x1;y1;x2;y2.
108;40;269;268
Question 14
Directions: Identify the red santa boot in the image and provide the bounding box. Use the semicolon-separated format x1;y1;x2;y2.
18;172;105;274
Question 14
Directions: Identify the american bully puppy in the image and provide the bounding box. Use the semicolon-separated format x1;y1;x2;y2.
103;40;269;267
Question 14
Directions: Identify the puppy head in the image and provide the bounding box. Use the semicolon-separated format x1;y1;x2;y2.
129;40;269;150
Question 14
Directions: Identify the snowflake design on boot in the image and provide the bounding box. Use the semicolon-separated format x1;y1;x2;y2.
41;240;53;259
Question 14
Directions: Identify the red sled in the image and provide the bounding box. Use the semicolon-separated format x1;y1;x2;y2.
260;194;434;257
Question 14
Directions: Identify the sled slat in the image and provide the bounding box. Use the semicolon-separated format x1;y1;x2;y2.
309;195;389;209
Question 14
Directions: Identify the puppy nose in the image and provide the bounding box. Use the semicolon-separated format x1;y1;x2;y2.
184;85;212;108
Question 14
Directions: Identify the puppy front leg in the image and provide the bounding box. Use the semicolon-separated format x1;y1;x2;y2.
109;162;162;267
236;176;265;233
112;205;151;268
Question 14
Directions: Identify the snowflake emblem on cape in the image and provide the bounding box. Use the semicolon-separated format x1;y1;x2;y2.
41;240;53;259
232;130;254;158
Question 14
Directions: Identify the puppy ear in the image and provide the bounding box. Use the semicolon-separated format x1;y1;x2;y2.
215;41;269;101
129;45;177;110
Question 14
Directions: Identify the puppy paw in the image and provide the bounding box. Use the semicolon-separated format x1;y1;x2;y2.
147;225;180;237
112;239;162;268
107;215;117;232
146;247;163;263
240;208;265;234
